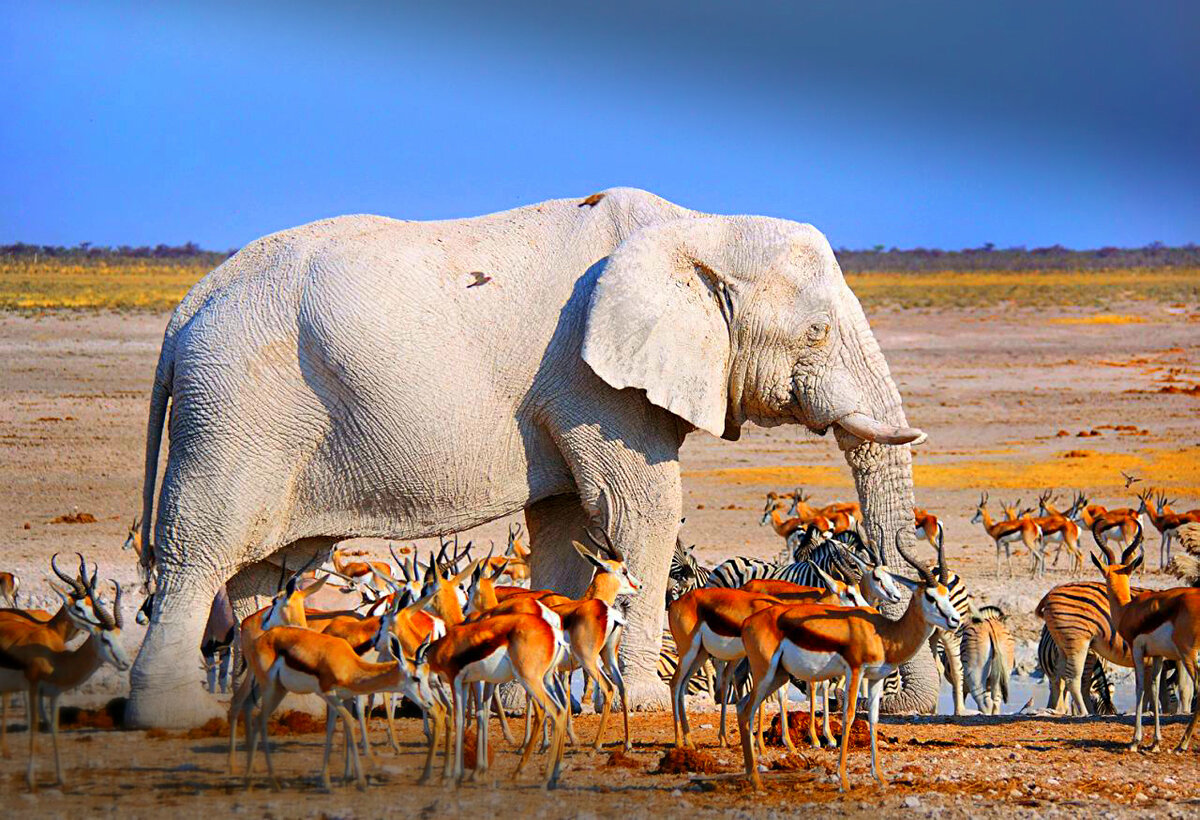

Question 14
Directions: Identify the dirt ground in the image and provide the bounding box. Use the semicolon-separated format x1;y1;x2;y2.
1;301;1198;815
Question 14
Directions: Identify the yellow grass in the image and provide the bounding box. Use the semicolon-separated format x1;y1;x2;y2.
0;258;209;311
689;446;1200;496
2;257;1198;312
1049;313;1146;325
843;268;1199;309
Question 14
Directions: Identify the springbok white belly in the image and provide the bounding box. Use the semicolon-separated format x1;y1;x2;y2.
273;657;323;695
1136;621;1181;659
699;623;745;661
778;640;849;682
461;646;514;684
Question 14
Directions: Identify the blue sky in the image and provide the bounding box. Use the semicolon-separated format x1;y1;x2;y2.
2;1;1197;249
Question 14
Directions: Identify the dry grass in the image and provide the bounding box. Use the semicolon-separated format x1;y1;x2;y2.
0;258;208;311
845;267;1199;309
691;447;1200;495
4;257;1198;312
1049;313;1147;325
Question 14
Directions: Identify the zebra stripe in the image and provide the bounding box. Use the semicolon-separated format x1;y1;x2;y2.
704;556;776;590
883;569;978;705
658;628;712;697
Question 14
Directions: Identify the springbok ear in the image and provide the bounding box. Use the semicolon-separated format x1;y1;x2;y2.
571;540;606;571
300;575;328;598
1122;554;1143;575
582;218;736;439
1090;552;1106;573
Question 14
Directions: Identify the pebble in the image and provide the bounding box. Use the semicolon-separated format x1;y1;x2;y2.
904;796;921;809
671;789;682;797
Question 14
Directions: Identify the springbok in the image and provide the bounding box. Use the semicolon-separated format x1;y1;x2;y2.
1032;490;1083;572
242;620;404;791
0;573;18;608
914;507;942;549
972;492;1041;577
0;572;130;790
1074;494;1142;552
737;530;961;791
1140;491;1200;569
412;597;569;787
1091;522;1200;752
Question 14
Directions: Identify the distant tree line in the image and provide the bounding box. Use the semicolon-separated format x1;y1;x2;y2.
3;241;1198;273
0;242;233;266
835;242;1200;272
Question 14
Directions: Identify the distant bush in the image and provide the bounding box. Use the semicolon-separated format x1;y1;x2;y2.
0;242;232;267
3;241;1198;273
835;242;1200;273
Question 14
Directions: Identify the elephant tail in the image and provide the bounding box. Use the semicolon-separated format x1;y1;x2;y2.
139;334;174;578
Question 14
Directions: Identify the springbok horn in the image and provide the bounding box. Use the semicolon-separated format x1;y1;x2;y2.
112;580;124;629
836;412;927;446
894;529;934;585
51;553;84;597
936;526;947;585
1090;520;1117;563
586;525;624;562
389;543;407;579
1121;521;1144;563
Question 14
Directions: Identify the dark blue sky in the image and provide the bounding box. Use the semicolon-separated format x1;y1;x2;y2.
2;1;1197;249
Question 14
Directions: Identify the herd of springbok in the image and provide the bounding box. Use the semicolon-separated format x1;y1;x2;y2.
0;482;1198;793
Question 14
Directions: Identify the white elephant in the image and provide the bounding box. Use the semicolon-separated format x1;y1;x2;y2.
127;187;929;727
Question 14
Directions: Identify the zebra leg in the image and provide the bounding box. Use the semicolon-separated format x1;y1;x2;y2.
936;632;965;716
821;680;837;748
1062;646;1090;717
777;685;795;753
807;680;820;748
1175;655;1199;752
717;659;736;748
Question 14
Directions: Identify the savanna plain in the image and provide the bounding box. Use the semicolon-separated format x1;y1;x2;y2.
1;260;1198;817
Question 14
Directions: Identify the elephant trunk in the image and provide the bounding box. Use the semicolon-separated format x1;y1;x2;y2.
835;284;940;714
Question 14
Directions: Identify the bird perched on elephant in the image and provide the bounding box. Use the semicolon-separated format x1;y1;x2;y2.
126;187;928;727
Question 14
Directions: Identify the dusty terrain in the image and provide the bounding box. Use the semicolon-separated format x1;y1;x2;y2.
0;300;1198;816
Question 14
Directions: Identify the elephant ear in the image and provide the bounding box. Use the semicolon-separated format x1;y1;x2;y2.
582;218;734;439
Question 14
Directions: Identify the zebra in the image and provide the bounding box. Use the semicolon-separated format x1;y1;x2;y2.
666;538;710;606
960;614;1015;714
1036;625;1115;715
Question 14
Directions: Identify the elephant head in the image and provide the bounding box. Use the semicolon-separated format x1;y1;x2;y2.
583;214;934;710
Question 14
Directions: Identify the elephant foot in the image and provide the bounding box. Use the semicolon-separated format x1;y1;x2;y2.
125;684;226;729
621;674;671;712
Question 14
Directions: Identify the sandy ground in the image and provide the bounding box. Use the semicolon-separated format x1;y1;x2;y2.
0;302;1198;814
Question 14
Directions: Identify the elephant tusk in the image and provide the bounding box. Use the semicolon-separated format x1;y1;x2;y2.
835;412;927;446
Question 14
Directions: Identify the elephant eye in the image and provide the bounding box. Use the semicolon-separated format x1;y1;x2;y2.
806;322;830;344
